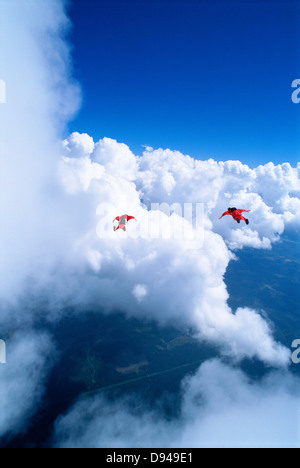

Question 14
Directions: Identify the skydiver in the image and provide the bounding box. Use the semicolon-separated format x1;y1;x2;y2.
219;207;250;225
113;214;137;231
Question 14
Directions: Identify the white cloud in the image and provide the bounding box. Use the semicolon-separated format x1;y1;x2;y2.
0;331;54;440
0;0;78;441
53;359;300;448
55;135;295;366
132;284;148;303
136;148;300;249
178;360;300;448
0;0;81;304
59;154;105;194
0;0;299;446
92;137;138;181
62;132;95;159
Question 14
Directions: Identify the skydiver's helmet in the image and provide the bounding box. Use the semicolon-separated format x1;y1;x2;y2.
228;207;237;212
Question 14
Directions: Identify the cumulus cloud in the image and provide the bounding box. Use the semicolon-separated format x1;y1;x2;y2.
137;148;300;249
0;0;78;440
57;135;294;367
132;284;148;303
53;359;300;448
93;137;138;181
0;0;81;305
178;360;300;448
62;132;95;159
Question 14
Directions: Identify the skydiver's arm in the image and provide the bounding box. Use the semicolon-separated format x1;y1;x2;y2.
238;210;251;214
219;211;230;219
113;216;120;222
127;216;136;222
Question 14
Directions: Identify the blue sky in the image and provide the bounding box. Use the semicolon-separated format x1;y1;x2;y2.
68;0;300;167
1;0;300;448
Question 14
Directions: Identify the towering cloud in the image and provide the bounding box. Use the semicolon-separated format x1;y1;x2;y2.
0;0;80;304
0;0;79;440
57;134;296;366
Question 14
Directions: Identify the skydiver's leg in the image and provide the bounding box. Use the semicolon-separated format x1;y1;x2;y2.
240;216;249;224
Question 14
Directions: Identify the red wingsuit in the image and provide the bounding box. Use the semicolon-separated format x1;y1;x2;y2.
113;214;136;231
219;208;250;224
